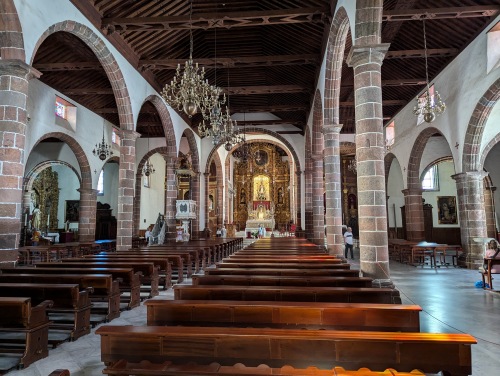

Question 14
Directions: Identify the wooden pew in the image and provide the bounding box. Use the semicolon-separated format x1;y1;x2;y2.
222;257;342;263
192;275;373;288
35;261;160;298
134;246;204;273
216;262;350;270
1;267;141;310
48;370;70;376
96;325;475;376
102;360;433;375
145;300;421;332
81;252;177;290
0;273;120;322
0;283;92;342
173;285;402;304
481;257;500;290
0;297;52;370
205;268;360;277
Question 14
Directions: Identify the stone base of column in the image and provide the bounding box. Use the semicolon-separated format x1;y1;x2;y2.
371;279;395;289
463;254;483;270
0;250;19;264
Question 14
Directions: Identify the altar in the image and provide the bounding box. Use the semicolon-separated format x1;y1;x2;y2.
245;200;275;235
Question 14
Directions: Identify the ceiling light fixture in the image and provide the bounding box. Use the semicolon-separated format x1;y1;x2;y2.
413;19;446;123
142;136;155;177
93;121;113;161
161;0;223;117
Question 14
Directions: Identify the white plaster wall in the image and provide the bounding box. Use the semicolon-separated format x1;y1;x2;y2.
389;15;500;183
25;143;80;178
51;164;80;229
421;161;459;228
386;158;404;228
419;136;455;175
98;162;119;216
139;153;166;230
484;143;500;229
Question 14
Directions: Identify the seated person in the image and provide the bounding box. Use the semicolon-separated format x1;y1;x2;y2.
483;239;500;273
31;228;41;246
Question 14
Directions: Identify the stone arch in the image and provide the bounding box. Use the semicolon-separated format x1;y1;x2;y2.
26;132;96;240
134;146;169;234
31;21;134;130
462;78;500;172
181;128;201;238
384;152;397;187
143;95;178;158
407;127;452;190
0;0;25;60
324;6;350;126
480;132;500;171
24;160;81;190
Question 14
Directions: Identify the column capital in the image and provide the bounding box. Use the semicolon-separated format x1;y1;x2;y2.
346;43;391;68
0;59;41;80
323;124;343;134
203;172;210;177
452;171;488;182
119;129;141;141
77;188;99;195
401;188;423;196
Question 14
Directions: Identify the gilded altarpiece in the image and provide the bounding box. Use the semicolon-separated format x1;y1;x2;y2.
31;167;60;231
233;143;291;230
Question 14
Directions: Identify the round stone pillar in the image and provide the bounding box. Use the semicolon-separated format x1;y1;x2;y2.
453;171;488;269
323;124;344;255
402;188;425;241
347;44;391;286
204;172;210;230
191;172;201;239
77;188;98;242
295;170;302;231
311;153;325;245
164;156;177;241
0;60;40;262
116;130;140;251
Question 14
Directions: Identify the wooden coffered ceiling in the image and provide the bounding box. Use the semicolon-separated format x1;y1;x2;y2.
32;1;500;138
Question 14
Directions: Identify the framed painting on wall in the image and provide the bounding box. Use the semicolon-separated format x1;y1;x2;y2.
65;200;79;222
437;196;457;224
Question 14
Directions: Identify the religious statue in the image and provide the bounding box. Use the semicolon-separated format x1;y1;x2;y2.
31;205;41;230
240;188;246;204
257;180;266;200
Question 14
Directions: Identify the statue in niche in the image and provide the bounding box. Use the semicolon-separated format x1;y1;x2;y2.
257;180;266;200
240;188;246;204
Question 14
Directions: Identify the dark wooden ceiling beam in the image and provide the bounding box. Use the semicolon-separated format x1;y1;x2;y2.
237;120;305;127
140;54;319;70
340;100;407;107
385;48;459;59
231;105;308;113
35;62;104;71
64;88;114;95
383;6;500;22
102;7;330;33
225;85;309;95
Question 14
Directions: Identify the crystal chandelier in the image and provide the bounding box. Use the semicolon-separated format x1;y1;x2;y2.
413;20;446;123
93;121;113;161
161;0;223;117
142;137;155;176
232;113;253;162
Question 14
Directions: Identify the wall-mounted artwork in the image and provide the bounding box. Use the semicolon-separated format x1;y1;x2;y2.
437;196;457;224
65;200;79;222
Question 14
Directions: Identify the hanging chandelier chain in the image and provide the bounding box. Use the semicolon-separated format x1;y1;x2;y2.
423;19;430;92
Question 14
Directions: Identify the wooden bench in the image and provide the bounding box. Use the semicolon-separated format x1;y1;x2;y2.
35;261;160;298
223;257;342;263
145;299;421;332
82;254;177;286
102;359;433;375
0;273;120;322
0;283;92;342
0;297;52;371
215;262;350;270
1;267;141;310
135;246;205;273
205;267;360;277
96;325;475;375
173;285;402;304
48;370;70;376
192;275;373;288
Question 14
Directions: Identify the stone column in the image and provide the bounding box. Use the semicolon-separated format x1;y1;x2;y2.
304;168;313;239
324;124;344;255
311;154;325;245
347;44;391;286
453;171;488;269
484;186;497;239
0;61;40;262
116;130;140;251
191;172;201;239
295;171;302;230
77;188;98;242
164;156;177;241
402;188;425;241
204;172;210;231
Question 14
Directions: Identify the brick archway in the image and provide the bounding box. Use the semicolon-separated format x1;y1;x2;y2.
0;0;25;60
27;132;96;241
480;131;500;169
324;6;350;126
463;78;500;172
181;128;201;238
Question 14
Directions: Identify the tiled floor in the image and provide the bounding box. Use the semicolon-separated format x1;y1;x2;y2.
5;243;500;376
